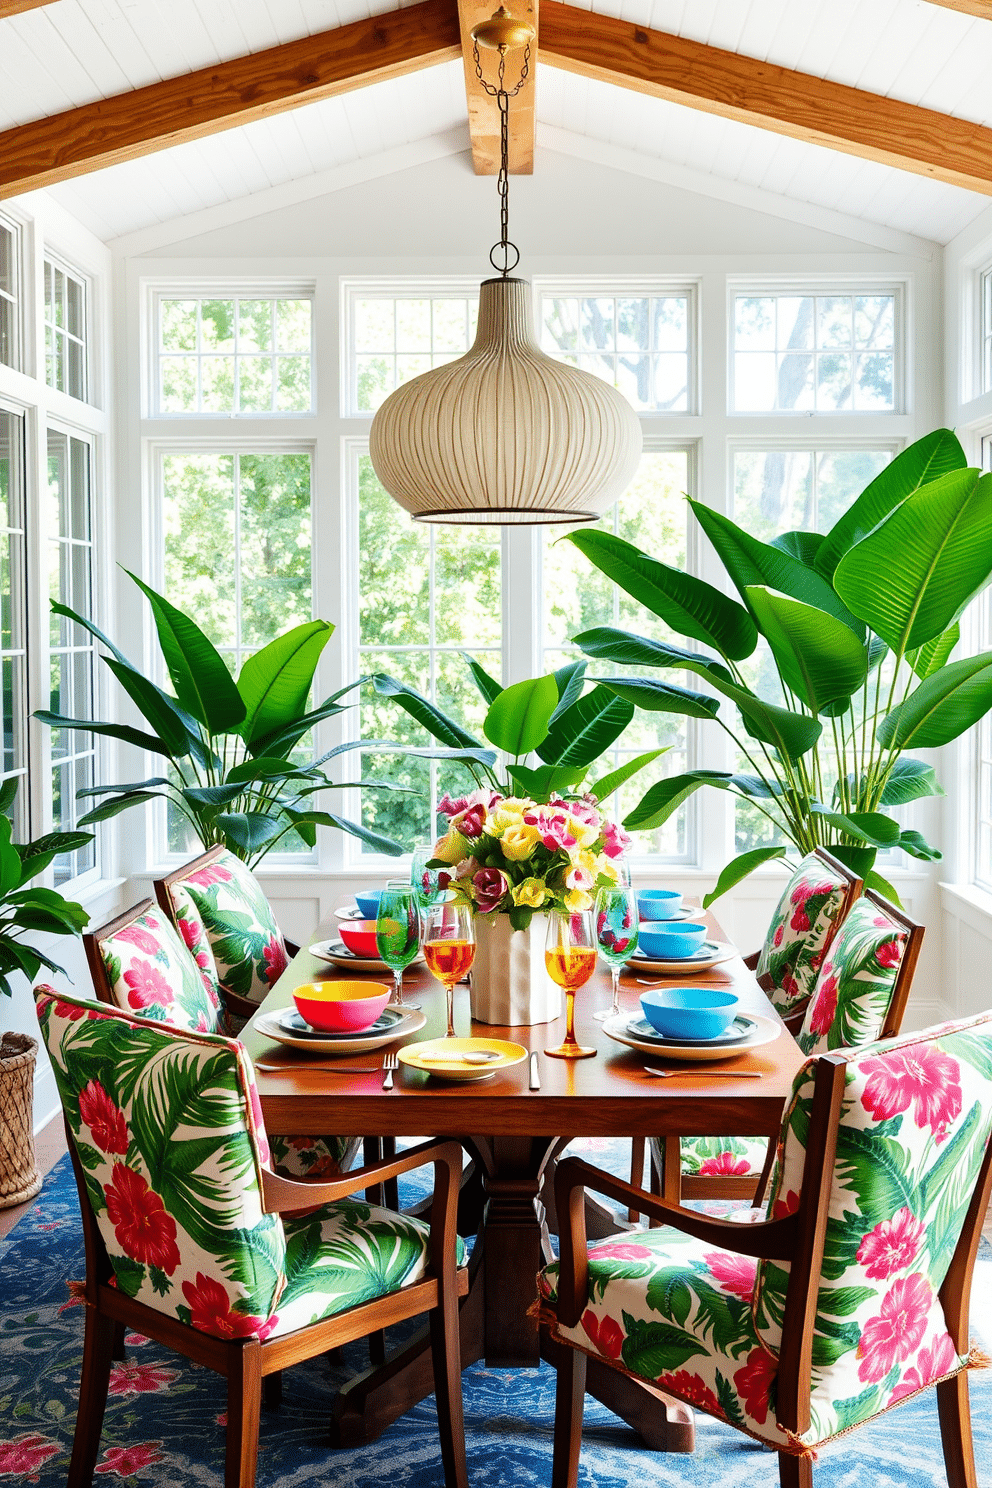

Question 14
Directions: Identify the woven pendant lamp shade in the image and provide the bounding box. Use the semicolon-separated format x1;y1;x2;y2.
369;278;643;525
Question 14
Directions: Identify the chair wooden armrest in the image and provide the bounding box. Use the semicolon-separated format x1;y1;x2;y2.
742;949;760;971
284;938;301;959
261;1137;464;1217
225;989;260;1021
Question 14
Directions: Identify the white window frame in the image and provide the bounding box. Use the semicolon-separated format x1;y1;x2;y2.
43;252;89;404
981;266;992;399
727;278;906;417
0;399;31;838
0;214;21;373
728;436;902;528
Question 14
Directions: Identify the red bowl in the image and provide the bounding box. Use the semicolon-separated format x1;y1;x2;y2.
292;981;390;1032
338;919;382;959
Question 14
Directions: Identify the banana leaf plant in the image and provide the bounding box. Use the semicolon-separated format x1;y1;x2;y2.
563;428;992;904
36;572;495;868
0;782;92;997
373;659;666;805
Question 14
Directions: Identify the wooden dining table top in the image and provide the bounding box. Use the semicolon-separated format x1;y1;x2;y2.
243;907;806;1140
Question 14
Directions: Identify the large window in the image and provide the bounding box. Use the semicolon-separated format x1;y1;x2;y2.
540;289;692;412
982;268;992;396
47;430;97;882
976;434;992;891
0;220;17;371
347;292;478;414
0;409;28;837
733;291;897;412
156;296;313;415
44;257;87;401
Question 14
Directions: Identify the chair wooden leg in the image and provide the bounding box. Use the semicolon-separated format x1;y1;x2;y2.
67;1305;116;1488
937;1372;979;1488
551;1343;587;1488
628;1137;645;1223
110;1320;126;1361
778;1450;814;1487
428;1269;468;1488
226;1340;262;1488
263;1371;282;1409
368;1329;386;1365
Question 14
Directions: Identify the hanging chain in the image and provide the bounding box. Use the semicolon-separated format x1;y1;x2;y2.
473;39;531;276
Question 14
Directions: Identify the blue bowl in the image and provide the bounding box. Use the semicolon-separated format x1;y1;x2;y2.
354;889;384;918
637;921;708;960
640;986;739;1040
637;888;684;920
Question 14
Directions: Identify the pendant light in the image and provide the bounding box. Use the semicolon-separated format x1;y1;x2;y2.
369;6;642;525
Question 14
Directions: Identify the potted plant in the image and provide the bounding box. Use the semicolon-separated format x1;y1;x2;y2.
0;782;91;1208
558;428;992;904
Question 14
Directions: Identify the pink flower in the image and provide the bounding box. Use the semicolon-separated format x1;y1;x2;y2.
437;792;469;818
473;867;510;913
438;788;499;821
94;1443;164;1475
580;1309;624;1360
262;936;287;986
703;1250;757;1298
790;905;811;932
888;1333;958;1402
876;939;902;969
566;798;602;831
773;924;784;948
524;806;577;853
772;1188;800;1220
78;1080;129;1155
59;1279;87;1312
0;1433;62;1478
699;1151;751;1176
107;1361;180;1395
733;1347;777;1424
122;961;173;1011
51;997;88;1022
589;1240;653;1261
857;1274;933;1382
602;820;631;859
181;1273;276;1340
565;862;595;891
807;971;838;1038
186;864;232;887
658;1370;722;1416
114;920;162;955
856;1208;924;1280
244;1072;270;1166
779;971;801;1004
104;1165;180;1275
861;1045;962;1142
450;803;487;840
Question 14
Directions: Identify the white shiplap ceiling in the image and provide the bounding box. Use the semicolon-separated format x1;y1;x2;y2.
5;0;992;245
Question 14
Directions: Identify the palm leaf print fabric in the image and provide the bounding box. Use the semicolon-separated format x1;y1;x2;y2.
796;897;907;1056
542;1012;992;1452
679;1134;770;1179
756;854;850;1015
167;852;289;1005
99;907;224;1034
35;987;462;1342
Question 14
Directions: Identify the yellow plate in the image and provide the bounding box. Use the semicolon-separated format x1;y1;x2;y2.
399;1037;528;1082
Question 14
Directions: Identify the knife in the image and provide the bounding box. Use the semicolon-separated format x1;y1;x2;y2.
529;1053;540;1091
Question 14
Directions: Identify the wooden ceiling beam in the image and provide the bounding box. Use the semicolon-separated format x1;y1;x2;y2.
540;2;992;196
0;1;60;17
0;0;461;198
457;1;537;175
923;1;992;17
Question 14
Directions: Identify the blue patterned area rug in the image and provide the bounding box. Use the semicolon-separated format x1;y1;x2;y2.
2;1147;991;1487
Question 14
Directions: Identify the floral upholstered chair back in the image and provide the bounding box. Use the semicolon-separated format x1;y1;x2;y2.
755;851;857;1016
796;894;919;1056
753;1012;992;1448
161;849;289;1005
35;985;286;1338
89;902;224;1035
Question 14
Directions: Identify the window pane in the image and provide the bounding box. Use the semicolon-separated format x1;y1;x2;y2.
44;259;88;400
156;295;313;415
542;291;690;412
162;454;237;649
237;453;312;648
0;221;16;370
733;291;895;412
0;409;27;833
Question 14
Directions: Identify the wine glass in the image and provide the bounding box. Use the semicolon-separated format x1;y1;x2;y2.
410;841;443;911
375;881;422;1010
544;909;597;1059
422;900;475;1038
593;885;639;1022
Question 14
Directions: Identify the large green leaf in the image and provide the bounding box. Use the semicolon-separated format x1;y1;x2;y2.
877;758;944;805
573;626;733;685
214;812;286;855
688;500;864;638
537;683;633;769
623;770;741;831
461;654;503;706
897;828;941;862
287;809;403;857
587;748;668;802
565;529;758;660
817;429;967;579
371;674;484;750
506;763;585;799
744;586;868;711
33;711;175;759
597;676;722;722
828;843;878;879
484;674;559;755
701;846;788;908
314;738;497;770
833;469;992;654
549;660;588;725
126;571;246;733
249;679;364;758
908;622;960;680
76;790;163;826
877;650;992;749
238;620;334;745
600;672;821;761
813;809;900;847
103;659;199;757
770;530;826;567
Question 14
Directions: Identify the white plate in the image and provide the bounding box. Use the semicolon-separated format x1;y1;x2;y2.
308;938;425;972
628;940;738;975
627;1013;756;1048
603;1011;779;1063
332;906;365;921
637;904;696;923
399;1037;528;1083
253;1006;426;1054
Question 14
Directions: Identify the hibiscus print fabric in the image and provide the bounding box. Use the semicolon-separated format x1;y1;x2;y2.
35;986;463;1343
755;853;851;1014
679;1134;770;1179
99;907;223;1034
796;896;908;1056
165;851;288;1005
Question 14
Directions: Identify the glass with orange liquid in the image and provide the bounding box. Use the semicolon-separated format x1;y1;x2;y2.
544;910;597;1059
422;900;475;1038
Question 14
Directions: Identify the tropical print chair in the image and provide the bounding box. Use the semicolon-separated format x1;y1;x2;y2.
35;984;469;1488
750;848;863;1021
85;899;356;1182
660;889;923;1207
543;1011;992;1488
154;845;297;1018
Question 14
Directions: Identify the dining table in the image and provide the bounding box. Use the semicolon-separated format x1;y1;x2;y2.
241;906;806;1454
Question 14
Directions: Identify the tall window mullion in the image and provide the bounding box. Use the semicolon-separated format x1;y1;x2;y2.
0;220;19;371
0;408;29;837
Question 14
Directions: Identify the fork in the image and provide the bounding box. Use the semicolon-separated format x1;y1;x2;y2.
382;1051;399;1090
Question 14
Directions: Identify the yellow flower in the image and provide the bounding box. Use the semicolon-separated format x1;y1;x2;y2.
564;887;593;912
501;821;540;860
489;797;529;834
433;828;470;865
568;815;599;849
512;877;547;908
596;854;620;885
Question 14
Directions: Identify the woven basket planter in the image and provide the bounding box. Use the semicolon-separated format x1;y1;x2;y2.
0;1032;42;1208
